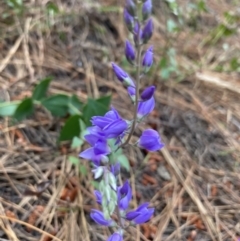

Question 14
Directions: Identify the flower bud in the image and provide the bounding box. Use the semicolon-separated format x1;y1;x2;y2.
112;63;134;87
141;85;155;101
123;9;134;31
142;0;152;21
118;180;132;210
107;233;123;241
133;22;142;45
127;86;136;103
111;162;121;176
137;96;155;119
138;129;164;151
94;190;102;204
125;0;136;17
125;40;135;64
90;209;113;226
92;166;104;179
142;46;153;72
142;18;153;43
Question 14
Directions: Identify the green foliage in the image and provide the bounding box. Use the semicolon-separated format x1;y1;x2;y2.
0;78;111;146
83;96;111;126
59;115;82;142
71;136;84;149
0;101;20;117
32;77;53;101
41;94;70;117
159;48;179;80
68;155;87;176
108;140;130;171
14;98;34;121
5;0;24;14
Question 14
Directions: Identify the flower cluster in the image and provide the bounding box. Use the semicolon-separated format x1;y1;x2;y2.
79;0;164;240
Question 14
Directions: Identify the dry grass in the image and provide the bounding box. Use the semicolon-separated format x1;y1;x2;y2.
0;0;240;240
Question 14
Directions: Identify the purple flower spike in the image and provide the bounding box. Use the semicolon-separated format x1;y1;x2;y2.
118;180;132;210
138;129;164;151
125;40;135;64
90;209;113;226
103;119;128;139
124;9;134;31
137;96;155;119
94;190;102;204
112;63;134;87
142;18;153;43
125;0;136;17
141;85;155;101
142;0;152;21
126;202;154;224
107;233;123;241
142;46;153;72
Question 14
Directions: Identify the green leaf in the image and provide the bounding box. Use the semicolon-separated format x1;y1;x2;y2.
91;181;99;189
0;101;20;117
68;155;87;175
117;154;130;171
68;95;83;115
32;77;52;101
41;94;69;117
59;115;82;142
82;96;111;126
96;95;111;107
14;98;34;121
71;136;84;149
68;156;79;165
46;2;59;13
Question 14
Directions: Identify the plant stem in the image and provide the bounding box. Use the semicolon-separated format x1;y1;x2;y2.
116;205;125;229
120;23;141;149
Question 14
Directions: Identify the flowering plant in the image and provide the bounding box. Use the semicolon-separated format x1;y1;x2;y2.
79;0;164;240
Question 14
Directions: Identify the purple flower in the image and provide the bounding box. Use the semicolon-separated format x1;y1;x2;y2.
91;108;120;129
138;129;164;151
142;46;153;72
142;18;153;43
141;85;155;101
126;203;154;224
127;86;136;102
142;0;152;21
90;209;113;226
125;0;136;17
112;63;134;87
124;9;134;31
118;181;132;210
107;233;123;241
79;139;110;165
137;96;155;119
125;40;135;64
103;119;128;139
94;190;102;204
